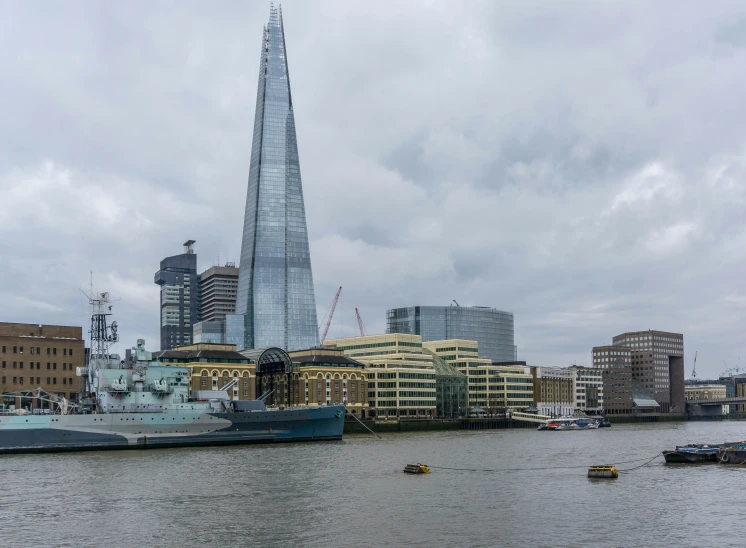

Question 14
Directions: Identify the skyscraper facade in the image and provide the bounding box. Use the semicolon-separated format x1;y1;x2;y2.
154;241;199;350
235;6;319;351
386;305;516;362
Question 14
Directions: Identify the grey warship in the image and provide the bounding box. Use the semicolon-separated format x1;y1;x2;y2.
0;292;345;454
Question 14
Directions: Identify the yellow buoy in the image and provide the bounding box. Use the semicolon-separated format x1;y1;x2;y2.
403;463;431;474
588;465;618;479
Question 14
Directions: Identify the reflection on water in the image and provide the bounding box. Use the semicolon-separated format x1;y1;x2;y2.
1;421;745;547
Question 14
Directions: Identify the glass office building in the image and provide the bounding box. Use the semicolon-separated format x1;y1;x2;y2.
387;306;516;362
235;6;319;351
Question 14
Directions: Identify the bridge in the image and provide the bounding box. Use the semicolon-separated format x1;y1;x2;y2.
687;397;746;416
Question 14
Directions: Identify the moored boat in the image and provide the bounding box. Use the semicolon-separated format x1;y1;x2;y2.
662;444;720;464
716;444;746;465
538;417;600;431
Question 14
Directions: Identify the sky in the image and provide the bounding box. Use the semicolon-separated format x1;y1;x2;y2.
1;0;746;378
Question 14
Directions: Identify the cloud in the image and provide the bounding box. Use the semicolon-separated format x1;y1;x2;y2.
1;0;746;378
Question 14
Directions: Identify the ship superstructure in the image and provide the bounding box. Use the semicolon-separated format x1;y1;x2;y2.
0;292;345;454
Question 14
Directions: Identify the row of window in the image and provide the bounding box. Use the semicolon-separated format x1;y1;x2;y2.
1;346;74;356
2;362;73;370
1;377;75;385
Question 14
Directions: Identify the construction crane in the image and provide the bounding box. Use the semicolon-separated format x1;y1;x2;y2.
452;300;460;306
319;286;342;345
691;351;697;378
355;307;368;337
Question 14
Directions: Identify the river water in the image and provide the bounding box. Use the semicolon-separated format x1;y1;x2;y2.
1;421;745;547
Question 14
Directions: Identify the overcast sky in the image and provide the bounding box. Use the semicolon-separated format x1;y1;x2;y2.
2;1;746;377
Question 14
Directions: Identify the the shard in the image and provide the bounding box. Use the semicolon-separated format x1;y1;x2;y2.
234;5;319;351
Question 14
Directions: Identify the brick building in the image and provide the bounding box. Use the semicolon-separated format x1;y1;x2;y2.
0;323;86;409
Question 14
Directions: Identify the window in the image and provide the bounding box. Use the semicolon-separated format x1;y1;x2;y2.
201;380;207;387
46;377;50;384
36;363;40;370
53;378;57;385
13;377;17;384
1;362;4;369
30;347;35;355
63;363;67;371
19;362;23;369
36;347;40;354
46;363;50;370
12;362;16;369
13;346;17;354
64;349;67;356
19;347;23;354
69;349;73;356
36;377;40;384
53;348;56;356
46;348;50;355
19;377;23;385
1;346;4;353
53;364;56;370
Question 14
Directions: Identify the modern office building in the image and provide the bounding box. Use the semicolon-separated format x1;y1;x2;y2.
387;305;516;362
199;264;239;323
612;330;685;413
154;241;199;350
0;323;86;407
324;334;437;418
592;345;634;415
423;340;533;412
234;5;319;352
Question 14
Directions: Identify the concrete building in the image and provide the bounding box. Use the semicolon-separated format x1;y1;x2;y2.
531;366;575;417
386;305;516;362
199;264;239;323
192;321;225;344
569;366;604;415
612;330;685;413
0;323;86;408
593;345;634;415
422;340;533;413
154;241;199;350
324;334;437;419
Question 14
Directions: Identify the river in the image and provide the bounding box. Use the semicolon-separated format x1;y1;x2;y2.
1;421;745;547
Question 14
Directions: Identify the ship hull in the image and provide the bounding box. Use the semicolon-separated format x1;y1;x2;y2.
0;405;345;454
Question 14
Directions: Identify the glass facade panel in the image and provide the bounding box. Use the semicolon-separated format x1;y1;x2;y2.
235;6;319;351
387;306;516;362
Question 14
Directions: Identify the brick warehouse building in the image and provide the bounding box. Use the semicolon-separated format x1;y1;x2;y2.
0;323;86;409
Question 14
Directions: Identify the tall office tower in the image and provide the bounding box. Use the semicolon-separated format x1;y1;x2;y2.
612;330;685;413
154;240;199;350
235;6;319;351
199;264;239;323
386;305;516;362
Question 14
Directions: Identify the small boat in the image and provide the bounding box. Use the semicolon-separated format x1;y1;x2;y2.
662;444;720;464
717;444;746;465
538;417;599;431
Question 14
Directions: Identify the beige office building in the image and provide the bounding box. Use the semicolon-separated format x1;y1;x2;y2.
324;334;436;418
422;340;533;412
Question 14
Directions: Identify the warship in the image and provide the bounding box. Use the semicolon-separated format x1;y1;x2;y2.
0;292;345;454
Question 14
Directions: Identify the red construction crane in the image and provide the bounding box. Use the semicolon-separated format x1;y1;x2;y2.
355;307;367;337
319;286;342;344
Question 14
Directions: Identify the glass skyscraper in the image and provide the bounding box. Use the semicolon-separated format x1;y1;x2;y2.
235;6;319;352
387;305;516;362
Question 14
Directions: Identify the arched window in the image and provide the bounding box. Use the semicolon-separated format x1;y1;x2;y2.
233;371;239;377
317;373;323;379
201;370;208;377
211;370;218;377
342;374;348;380
351;374;357;380
243;372;249;378
223;371;229;377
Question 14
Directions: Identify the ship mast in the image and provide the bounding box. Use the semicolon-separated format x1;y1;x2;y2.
85;291;118;405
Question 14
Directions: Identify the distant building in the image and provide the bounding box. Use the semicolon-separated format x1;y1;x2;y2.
324;334;437;419
593;345;634;415
192;321;225;344
0;322;86;406
569;366;604;415
685;384;728;414
612;330;685;413
386;305;516;362
199;264;239;323
531;367;575;417
154;241;199;350
423;340;533;413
